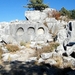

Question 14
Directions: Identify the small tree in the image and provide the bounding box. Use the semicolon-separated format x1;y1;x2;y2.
71;10;75;19
59;7;71;18
24;0;49;11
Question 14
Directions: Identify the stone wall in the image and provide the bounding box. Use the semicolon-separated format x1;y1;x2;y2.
0;8;67;45
9;21;52;43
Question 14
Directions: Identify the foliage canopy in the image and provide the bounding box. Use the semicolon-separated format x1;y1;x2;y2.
24;0;49;11
59;7;75;19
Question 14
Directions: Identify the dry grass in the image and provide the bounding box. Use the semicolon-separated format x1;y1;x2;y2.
53;56;63;68
0;47;3;59
41;42;59;53
53;56;73;68
20;41;26;46
49;26;58;38
43;21;48;27
34;42;59;59
6;44;19;52
63;62;72;68
25;42;30;48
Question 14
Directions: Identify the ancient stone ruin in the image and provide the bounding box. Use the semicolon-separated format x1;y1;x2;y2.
1;8;75;71
0;8;67;45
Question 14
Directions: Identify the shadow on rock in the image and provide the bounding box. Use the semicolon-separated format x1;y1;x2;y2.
0;61;74;75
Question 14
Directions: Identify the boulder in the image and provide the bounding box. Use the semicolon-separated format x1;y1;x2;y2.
57;29;67;44
2;53;19;61
1;35;18;44
25;11;47;22
56;44;65;55
63;56;75;68
26;57;37;62
38;58;45;63
66;45;75;56
41;52;53;60
45;59;57;65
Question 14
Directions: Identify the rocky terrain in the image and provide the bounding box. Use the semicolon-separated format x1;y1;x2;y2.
0;8;75;75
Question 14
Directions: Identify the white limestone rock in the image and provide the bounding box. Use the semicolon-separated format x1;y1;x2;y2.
45;18;57;23
66;45;75;56
25;10;47;22
2;53;19;61
26;57;37;62
1;35;17;44
56;44;65;55
63;56;75;68
43;8;56;16
41;52;53;60
57;29;67;44
45;59;57;65
38;58;45;63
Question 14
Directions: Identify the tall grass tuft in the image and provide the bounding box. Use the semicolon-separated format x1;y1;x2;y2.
6;44;19;52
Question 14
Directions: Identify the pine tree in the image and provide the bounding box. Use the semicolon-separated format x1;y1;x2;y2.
24;0;49;11
71;10;75;19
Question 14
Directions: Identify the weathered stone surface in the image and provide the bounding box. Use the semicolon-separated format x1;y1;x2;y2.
38;58;45;63
0;21;53;44
63;21;75;48
2;53;19;61
25;11;47;22
66;45;75;56
57;29;67;44
26;57;37;62
63;56;75;68
45;59;57;65
56;44;65;55
41;53;53;60
43;8;56;16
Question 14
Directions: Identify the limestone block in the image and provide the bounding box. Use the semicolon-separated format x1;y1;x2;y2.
1;35;17;44
57;29;67;44
56;44;65;55
66;45;75;56
38;58;45;63
41;53;53;60
70;59;75;68
25;11;41;21
45;59;57;65
2;53;19;61
63;56;75;68
25;11;47;22
26;57;37;62
45;18;57;23
43;8;56;15
40;12;47;20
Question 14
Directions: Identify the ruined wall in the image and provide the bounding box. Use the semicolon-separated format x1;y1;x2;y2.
8;21;52;44
0;8;67;45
